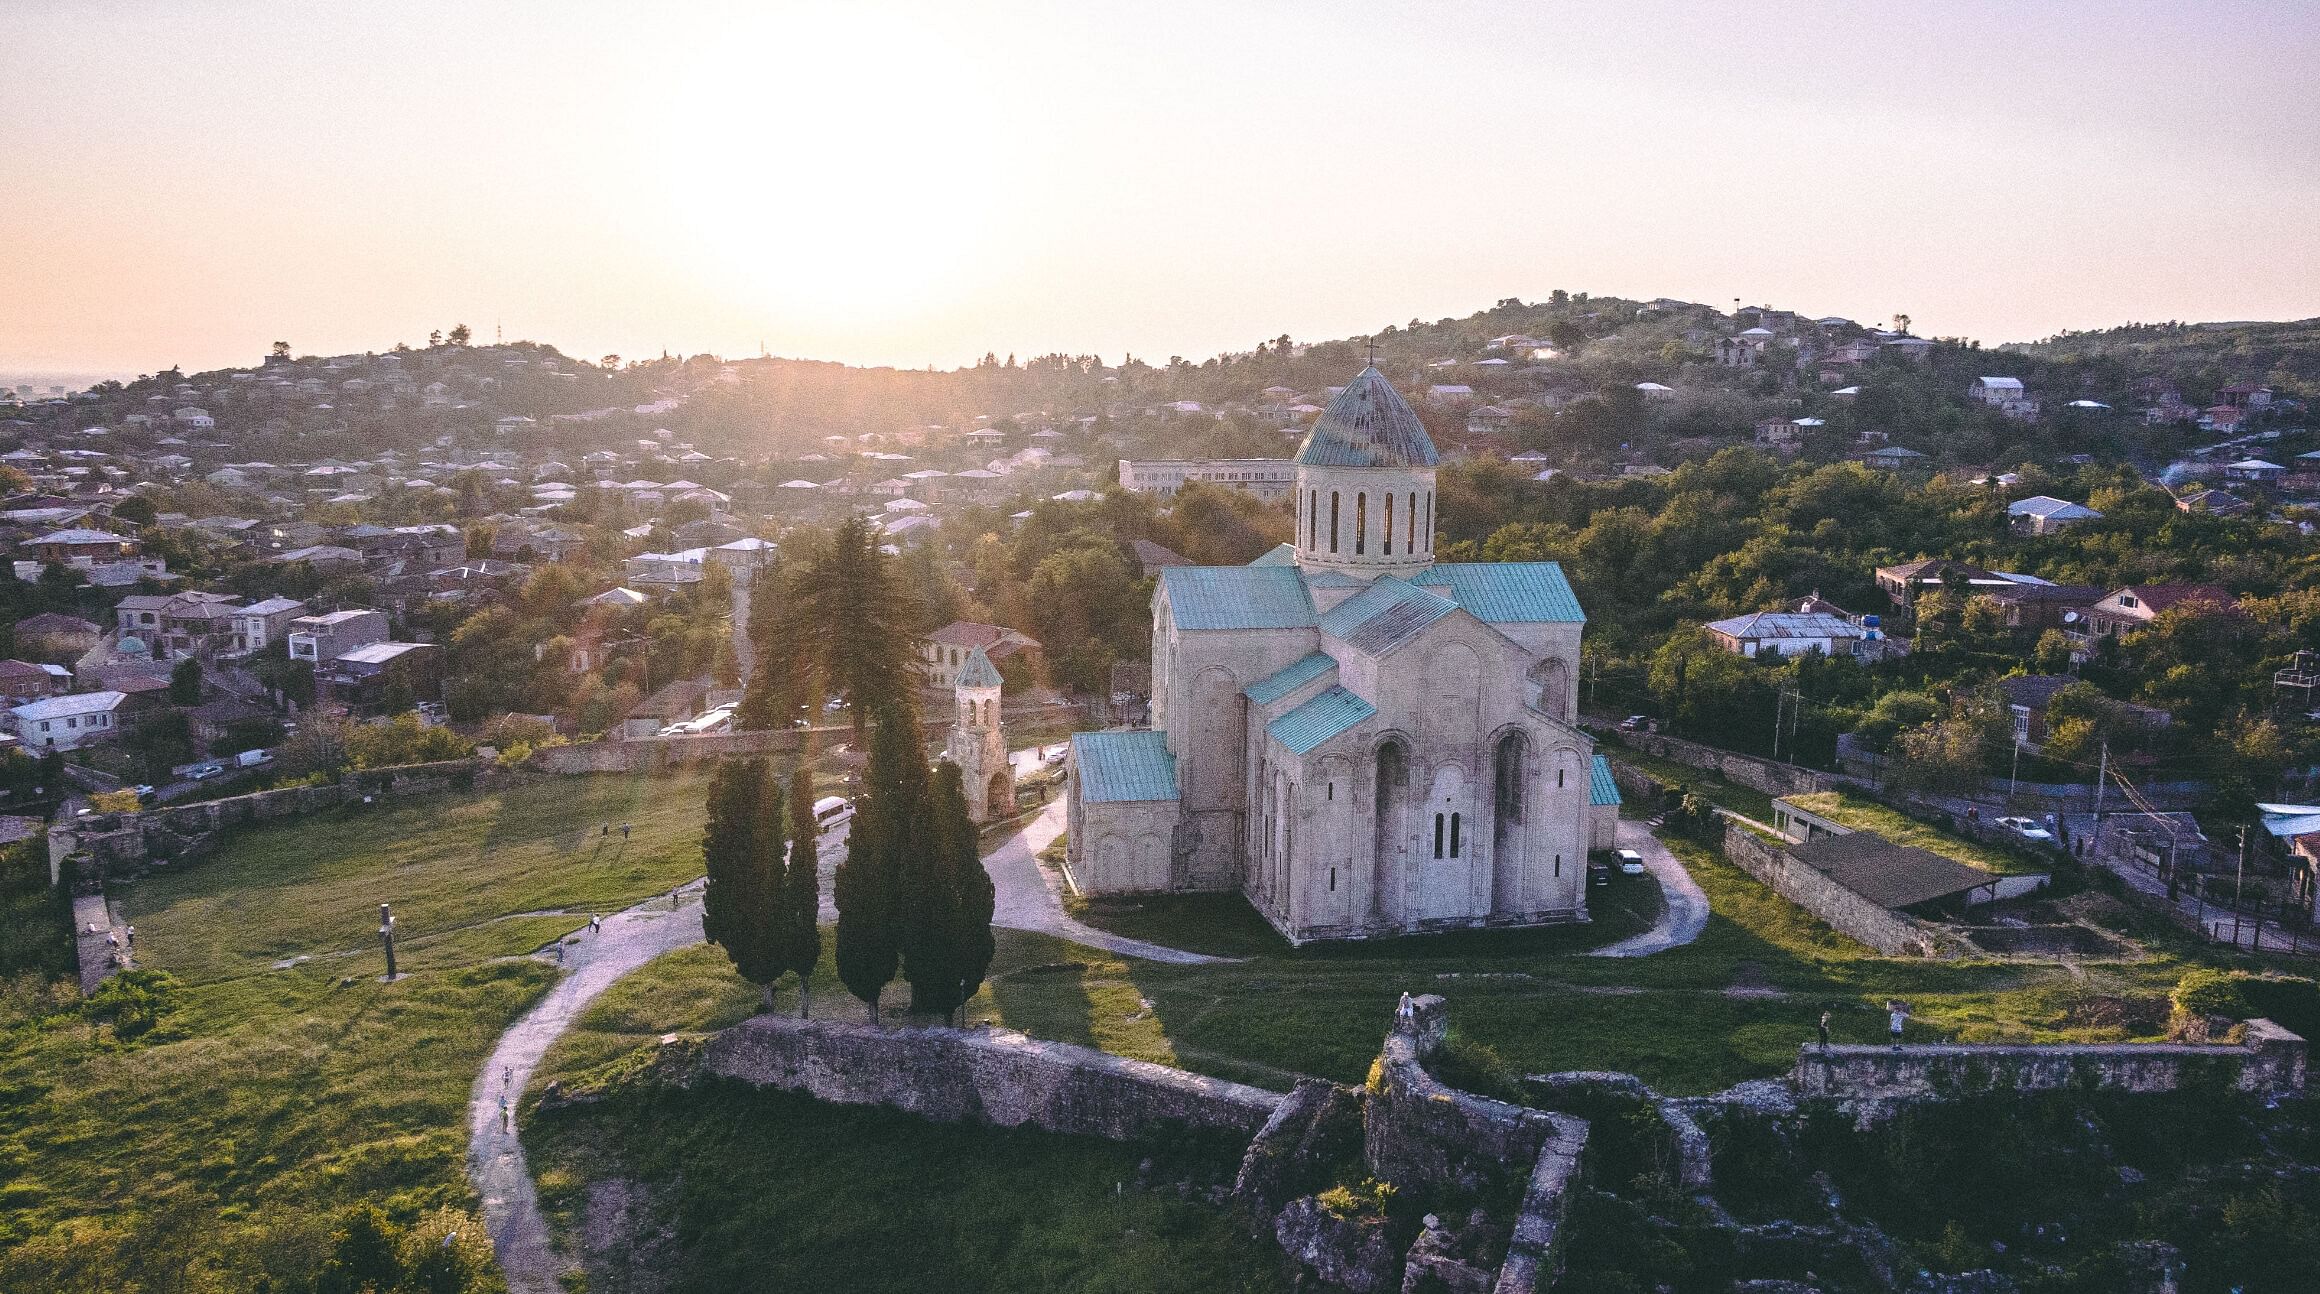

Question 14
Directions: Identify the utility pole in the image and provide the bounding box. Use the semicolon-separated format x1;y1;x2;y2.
2092;741;2109;823
380;902;398;980
2009;737;2021;797
2223;826;2247;945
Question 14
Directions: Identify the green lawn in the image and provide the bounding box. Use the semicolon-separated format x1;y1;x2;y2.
1600;742;1779;823
0;768;717;1293
1779;789;2046;875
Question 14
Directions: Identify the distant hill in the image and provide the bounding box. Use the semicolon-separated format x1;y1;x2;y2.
2003;318;2320;398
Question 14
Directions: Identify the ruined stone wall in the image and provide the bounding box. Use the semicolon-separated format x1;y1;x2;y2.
1723;824;1939;957
55;758;498;881
1790;1019;2308;1106
701;1013;1284;1141
1364;995;1563;1192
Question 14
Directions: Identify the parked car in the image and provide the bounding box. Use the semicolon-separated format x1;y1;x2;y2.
1995;816;2054;843
1615;848;1647;875
1589;862;1610;887
1042;744;1068;766
185;763;226;781
235;749;272;768
1617;715;1653;733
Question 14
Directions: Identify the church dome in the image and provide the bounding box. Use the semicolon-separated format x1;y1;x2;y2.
1294;366;1440;470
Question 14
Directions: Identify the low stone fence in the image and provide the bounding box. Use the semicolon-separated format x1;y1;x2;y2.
1790;1019;2308;1111
1723;823;1942;957
531;727;853;775
702;1012;1283;1141
55;758;499;884
1620;731;1830;799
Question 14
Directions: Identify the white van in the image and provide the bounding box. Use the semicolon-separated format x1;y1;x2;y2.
812;796;853;830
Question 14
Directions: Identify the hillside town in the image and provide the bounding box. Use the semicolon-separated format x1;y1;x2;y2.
11;4;2320;1289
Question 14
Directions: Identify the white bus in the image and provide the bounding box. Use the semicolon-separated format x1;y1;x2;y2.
812;796;853;830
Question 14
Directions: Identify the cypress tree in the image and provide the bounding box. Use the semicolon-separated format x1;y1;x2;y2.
901;760;995;1023
700;757;785;1010
835;700;925;1022
780;765;824;1017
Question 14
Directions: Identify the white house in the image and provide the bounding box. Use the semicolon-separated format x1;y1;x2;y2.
10;690;128;751
1702;611;1865;658
2007;496;2103;535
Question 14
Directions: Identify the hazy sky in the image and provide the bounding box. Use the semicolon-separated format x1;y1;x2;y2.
5;0;2317;380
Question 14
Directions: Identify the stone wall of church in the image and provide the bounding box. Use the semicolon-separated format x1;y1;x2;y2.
1066;796;1179;894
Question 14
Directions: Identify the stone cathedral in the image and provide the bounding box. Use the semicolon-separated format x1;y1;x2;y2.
1066;366;1619;944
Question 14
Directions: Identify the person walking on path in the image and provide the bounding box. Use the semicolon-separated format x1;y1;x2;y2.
1887;1000;1909;1050
498;1094;511;1133
589;914;601;935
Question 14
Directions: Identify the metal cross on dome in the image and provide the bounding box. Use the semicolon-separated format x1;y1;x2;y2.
1365;338;1381;366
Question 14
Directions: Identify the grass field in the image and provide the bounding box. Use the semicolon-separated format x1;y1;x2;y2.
0;768;717;1293
1779;789;2046;875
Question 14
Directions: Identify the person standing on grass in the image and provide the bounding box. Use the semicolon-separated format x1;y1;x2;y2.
1888;1000;1909;1049
621;822;631;840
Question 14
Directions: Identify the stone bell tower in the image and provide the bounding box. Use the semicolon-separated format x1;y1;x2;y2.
946;645;1013;823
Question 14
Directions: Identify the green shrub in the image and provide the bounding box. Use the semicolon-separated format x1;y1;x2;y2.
82;968;178;1040
1316;1177;1396;1221
2171;968;2251;1022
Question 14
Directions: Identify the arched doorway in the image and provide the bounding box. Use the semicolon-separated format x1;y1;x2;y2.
988;771;1011;820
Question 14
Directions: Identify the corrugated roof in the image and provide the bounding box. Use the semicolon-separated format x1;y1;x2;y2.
1704;611;1864;642
1071;730;1179;803
1319;576;1458;655
1267;685;1377;755
954;645;1002;689
1248;543;1296;567
1415;563;1585;624
1293;367;1440;469
1245;652;1336;704
1589;755;1621;808
1785;832;1993;910
1160;565;1316;631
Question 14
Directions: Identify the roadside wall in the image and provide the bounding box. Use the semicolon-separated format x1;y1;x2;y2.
1790;1019;2307;1104
1621;732;1830;798
1723;824;1940;957
702;1012;1283;1141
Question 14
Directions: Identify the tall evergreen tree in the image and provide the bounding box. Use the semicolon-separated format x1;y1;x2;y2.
740;518;916;735
899;760;996;1023
700;757;785;1009
834;699;925;1021
779;764;824;1017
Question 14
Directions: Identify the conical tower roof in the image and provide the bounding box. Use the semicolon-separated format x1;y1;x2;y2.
1294;366;1440;469
955;644;1002;689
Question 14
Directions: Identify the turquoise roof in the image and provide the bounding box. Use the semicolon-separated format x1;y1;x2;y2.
1317;575;1458;655
1589;755;1621;807
1245;652;1336;704
1266;685;1377;755
1160;565;1316;630
1071;730;1179;803
1295;367;1440;469
954;644;1001;689
1416;563;1585;624
1249;543;1296;566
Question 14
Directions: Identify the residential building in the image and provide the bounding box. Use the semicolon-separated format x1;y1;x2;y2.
286;609;391;664
9;690;128;751
920;621;1042;688
0;659;68;705
1979;582;2101;634
1465;406;1513;436
2223;458;2287;485
1861;445;1929;470
2006;495;2103;535
231;597;308;654
325;642;442;711
1702;611;1865;658
2082;584;2238;641
1116;458;1296;503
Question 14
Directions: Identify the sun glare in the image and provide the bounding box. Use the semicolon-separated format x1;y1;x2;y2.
650;12;1003;329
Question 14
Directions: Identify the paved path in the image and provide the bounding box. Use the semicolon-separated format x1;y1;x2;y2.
1589;818;1710;958
982;797;1231;965
468;887;706;1294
